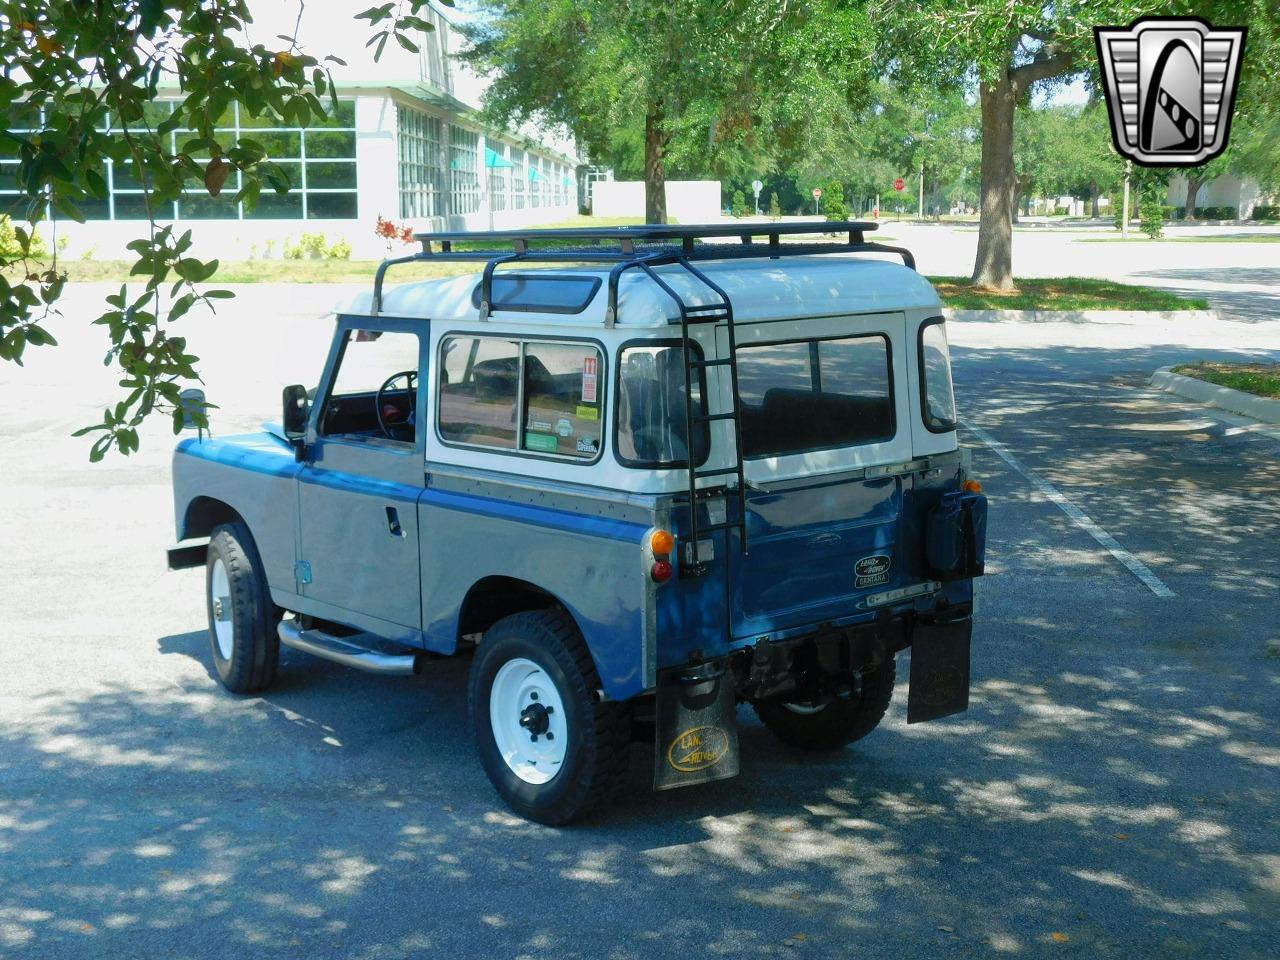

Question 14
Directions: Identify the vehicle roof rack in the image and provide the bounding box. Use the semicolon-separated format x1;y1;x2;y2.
371;221;917;319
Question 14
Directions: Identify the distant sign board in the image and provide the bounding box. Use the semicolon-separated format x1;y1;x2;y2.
893;178;906;191
812;187;822;199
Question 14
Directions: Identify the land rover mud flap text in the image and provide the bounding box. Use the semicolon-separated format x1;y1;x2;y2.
906;616;972;723
654;661;740;791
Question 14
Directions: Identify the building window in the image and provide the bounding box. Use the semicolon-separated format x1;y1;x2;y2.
528;156;542;209
510;149;525;210
4;100;357;221
397;105;443;219
448;125;480;216
486;144;506;212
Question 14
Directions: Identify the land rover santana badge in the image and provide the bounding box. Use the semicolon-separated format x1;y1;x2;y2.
855;554;892;588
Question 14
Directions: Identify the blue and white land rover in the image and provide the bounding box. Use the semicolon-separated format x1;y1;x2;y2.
167;222;987;824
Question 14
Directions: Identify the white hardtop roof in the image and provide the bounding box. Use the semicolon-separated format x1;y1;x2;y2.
336;255;942;328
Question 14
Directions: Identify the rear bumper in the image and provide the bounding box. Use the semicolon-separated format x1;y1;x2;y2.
166;538;209;570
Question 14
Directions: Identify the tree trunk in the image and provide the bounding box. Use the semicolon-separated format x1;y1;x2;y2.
972;74;1017;289
643;100;667;225
1184;175;1202;221
1010;176;1022;225
1090;181;1100;218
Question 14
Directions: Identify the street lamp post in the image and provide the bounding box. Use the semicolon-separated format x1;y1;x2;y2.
1121;160;1132;239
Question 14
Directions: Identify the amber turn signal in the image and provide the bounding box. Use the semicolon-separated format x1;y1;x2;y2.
962;479;983;493
650;529;675;557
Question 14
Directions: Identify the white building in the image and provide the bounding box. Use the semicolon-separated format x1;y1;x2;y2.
2;2;583;259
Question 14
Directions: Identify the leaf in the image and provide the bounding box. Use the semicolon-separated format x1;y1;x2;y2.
395;32;420;54
204;157;231;197
1050;932;1070;943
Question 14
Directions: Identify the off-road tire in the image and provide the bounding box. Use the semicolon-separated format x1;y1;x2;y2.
752;655;896;751
469;610;630;825
206;522;281;694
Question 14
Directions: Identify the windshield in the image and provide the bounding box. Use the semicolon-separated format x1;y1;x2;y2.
736;334;894;458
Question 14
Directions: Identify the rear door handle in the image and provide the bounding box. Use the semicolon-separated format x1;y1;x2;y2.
385;506;404;537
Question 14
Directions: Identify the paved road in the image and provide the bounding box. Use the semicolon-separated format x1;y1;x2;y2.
2;241;1278;958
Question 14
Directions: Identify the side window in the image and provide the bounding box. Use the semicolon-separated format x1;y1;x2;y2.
919;319;957;432
437;335;604;461
321;330;421;441
438;336;520;449
522;341;604;459
615;344;709;467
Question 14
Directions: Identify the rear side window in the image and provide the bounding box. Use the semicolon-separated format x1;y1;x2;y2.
615;344;709;467
437;335;604;460
919;319;957;432
737;334;894;457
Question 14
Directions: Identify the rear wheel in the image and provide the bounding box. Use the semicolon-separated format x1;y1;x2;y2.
206;522;281;694
469;610;630;825
752;655;896;751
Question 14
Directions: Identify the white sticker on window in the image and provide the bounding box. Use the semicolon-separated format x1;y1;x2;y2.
581;356;598;403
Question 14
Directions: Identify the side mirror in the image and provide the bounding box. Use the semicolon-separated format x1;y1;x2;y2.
282;384;309;441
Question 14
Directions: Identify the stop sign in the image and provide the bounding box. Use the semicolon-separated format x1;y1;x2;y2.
893;178;906;191
812;187;822;199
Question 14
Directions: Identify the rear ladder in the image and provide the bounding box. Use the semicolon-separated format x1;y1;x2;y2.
637;260;749;576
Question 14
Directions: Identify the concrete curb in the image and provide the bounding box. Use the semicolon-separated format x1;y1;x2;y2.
945;308;1220;324
1151;366;1280;424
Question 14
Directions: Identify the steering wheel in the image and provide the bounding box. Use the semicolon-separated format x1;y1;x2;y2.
375;369;418;442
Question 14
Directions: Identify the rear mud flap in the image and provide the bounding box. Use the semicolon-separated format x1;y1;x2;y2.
906;617;972;724
653;663;740;791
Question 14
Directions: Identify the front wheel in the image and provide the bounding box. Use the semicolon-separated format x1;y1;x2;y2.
752;655;896;751
468;610;630;825
206;522;281;694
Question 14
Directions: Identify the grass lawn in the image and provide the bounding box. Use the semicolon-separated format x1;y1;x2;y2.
926;276;1208;311
1172;361;1280;399
1076;234;1280;243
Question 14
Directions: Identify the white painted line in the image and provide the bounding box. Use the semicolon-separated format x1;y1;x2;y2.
960;418;1176;599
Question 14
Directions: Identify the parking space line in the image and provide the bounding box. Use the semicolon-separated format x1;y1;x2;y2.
960;418;1176;599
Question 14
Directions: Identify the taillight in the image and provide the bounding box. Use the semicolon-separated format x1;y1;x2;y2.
649;529;674;583
962;479;983;493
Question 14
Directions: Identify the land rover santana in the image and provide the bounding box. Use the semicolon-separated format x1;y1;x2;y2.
167;222;986;824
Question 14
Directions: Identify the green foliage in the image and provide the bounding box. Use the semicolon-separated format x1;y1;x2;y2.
730;189;749;218
768;192;781;220
298;232;329;259
1253;205;1280;221
0;0;449;459
0;216;48;260
461;1;876;219
326;238;353;260
823;182;849;222
1140;185;1165;239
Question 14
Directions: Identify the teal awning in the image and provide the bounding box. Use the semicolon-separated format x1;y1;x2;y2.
485;147;513;168
528;167;539;180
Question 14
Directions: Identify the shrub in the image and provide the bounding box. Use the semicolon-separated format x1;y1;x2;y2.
1251;204;1279;221
0;215;49;259
326;238;352;260
1139;186;1164;239
823;182;849;222
298;232;328;259
731;189;748;218
768;192;781;220
1194;205;1237;220
282;236;303;260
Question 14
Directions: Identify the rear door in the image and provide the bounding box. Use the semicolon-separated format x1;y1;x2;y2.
715;313;915;639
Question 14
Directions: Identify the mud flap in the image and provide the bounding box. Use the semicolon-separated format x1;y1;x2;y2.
653;662;740;791
906;617;972;723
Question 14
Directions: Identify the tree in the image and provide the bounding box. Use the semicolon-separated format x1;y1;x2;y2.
875;0;1276;288
1;0;440;458
768;191;781;219
1017;104;1121;218
461;0;875;224
1182;151;1233;220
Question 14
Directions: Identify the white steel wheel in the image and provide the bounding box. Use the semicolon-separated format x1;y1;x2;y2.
489;657;568;785
209;556;234;660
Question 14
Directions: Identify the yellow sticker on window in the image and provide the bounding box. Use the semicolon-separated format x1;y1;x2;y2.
576;404;599;421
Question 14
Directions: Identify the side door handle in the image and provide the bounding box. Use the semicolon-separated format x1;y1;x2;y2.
385;506;404;537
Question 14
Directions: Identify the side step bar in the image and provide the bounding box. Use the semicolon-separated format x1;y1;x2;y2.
277;619;425;676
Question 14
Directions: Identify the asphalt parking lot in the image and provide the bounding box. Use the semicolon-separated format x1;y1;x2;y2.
2;230;1279;959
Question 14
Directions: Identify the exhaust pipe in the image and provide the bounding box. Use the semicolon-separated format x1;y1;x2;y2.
278;619;424;676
